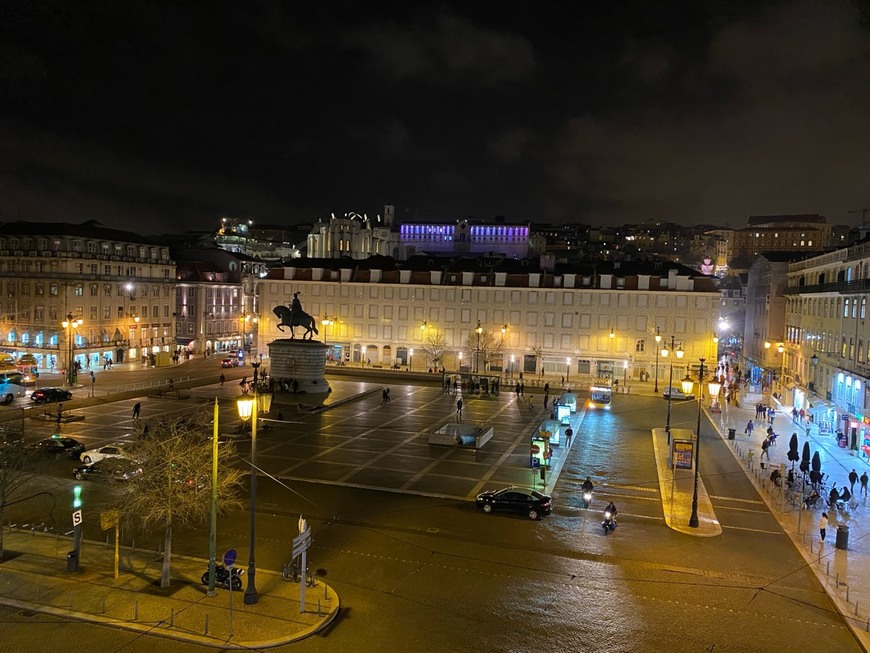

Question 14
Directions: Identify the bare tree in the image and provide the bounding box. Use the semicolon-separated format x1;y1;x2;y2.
463;329;504;372
420;331;448;368
0;438;31;557
116;410;244;588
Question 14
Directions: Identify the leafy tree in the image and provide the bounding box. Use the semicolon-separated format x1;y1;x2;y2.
463;328;504;372
420;331;448;368
116;410;244;588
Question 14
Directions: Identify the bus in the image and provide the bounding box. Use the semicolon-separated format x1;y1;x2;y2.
587;378;613;410
0;377;26;404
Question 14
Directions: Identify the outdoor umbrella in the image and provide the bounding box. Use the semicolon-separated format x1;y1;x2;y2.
799;441;811;477
809;450;822;488
787;433;800;470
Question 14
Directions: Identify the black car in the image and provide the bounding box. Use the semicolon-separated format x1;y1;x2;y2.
475;486;553;520
28;436;86;459
73;458;142;482
30;387;73;403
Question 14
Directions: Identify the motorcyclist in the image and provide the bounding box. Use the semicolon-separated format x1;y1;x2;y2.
582;477;594;493
604;501;617;519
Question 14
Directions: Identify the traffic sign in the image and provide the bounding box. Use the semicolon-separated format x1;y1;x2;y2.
291;528;312;559
223;548;237;568
72;509;82;527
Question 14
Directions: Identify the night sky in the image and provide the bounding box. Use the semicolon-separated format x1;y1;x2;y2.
1;1;869;234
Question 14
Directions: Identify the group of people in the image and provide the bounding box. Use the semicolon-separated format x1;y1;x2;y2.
753;403;777;425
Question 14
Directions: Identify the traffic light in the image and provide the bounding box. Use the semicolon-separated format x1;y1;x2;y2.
72;485;82;509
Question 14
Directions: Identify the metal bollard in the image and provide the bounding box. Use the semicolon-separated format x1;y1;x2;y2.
827;561;830;575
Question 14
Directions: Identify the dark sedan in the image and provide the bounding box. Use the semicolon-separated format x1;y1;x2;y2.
28;436;85;459
30;387;73;403
475;486;553;520
73;458;142;482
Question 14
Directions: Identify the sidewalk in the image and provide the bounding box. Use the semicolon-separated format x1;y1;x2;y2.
709;393;870;649
0;529;339;648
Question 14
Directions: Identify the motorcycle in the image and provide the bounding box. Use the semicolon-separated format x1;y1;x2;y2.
581;491;592;509
201;564;244;591
602;510;616;535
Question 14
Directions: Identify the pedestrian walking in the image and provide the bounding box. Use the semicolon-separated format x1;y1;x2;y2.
768;409;775;426
168;378;174;390
132;402;141;420
220;373;225;386
849;469;858;494
520;381;524;396
56;403;63;429
515;382;521;396
565;426;573;446
745;420;754;436
543;393;549;409
860;471;868;497
456;398;463;422
761;437;770;460
791;407;798;422
755;403;762;419
386;388;391;402
382;388;388;404
819;512;828;542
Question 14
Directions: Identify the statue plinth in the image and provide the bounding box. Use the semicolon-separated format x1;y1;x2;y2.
267;339;329;395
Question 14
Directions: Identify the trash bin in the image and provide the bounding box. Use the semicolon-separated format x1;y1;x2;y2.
66;550;79;572
836;525;849;550
728;428;736;440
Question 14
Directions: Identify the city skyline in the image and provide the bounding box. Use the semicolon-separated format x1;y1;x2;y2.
1;1;869;234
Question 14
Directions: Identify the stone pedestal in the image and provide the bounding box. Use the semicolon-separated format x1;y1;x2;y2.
267;339;330;395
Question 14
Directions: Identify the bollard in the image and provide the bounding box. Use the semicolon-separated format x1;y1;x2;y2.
847;585;850;602
827;561;830;576
170;607;174;627
317;600;321;616
204;614;209;635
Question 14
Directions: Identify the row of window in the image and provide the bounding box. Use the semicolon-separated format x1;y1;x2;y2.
2;281;171;298
0;238;169;260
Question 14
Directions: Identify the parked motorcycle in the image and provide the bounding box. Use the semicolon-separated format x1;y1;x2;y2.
201;564;244;591
602;510;616;535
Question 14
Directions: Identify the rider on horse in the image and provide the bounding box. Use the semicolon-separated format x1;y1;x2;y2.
291;292;302;323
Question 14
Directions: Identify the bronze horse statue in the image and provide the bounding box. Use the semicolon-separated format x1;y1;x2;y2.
273;305;319;340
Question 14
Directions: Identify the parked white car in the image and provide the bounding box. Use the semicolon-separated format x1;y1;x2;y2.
79;443;131;465
662;386;694;401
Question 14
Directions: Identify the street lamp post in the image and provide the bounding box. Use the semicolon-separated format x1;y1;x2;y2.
207;397;220;596
654;330;662;393
237;361;263;605
409;348;414;372
321;316;334;344
688;358;707;528
566;357;571;384
661;336;685;445
61;313;83;387
475;321;483;374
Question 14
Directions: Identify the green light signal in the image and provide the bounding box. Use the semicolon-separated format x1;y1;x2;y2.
72;485;82;509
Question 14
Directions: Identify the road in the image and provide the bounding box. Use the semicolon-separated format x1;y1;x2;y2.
0;371;861;652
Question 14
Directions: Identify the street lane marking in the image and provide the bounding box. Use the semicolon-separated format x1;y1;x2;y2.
721;524;785;535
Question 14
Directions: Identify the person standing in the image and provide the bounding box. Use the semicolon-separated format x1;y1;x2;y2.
456;398;463;423
849;469;858;494
132;402;141;420
819;512;828;543
565;426;573;447
520;381;524;397
220;373;225;386
745;420;754;436
860;471;869;497
382;388;388;404
56;403;63;429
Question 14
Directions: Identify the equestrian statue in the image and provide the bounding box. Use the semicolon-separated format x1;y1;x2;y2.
273;292;319;340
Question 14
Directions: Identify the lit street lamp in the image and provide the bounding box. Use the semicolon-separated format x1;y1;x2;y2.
61;313;83;386
475;321;483;374
654;329;662;393
661;336;685;445
321;316;334;345
687;357;707;528
235;361;272;605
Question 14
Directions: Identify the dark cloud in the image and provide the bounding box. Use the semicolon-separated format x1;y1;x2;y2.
0;0;867;233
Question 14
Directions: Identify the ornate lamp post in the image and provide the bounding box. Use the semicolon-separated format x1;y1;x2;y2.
654;329;662;393
61;313;83;386
475;321;483;374
661;336;685;445
235;360;271;605
687;358;706;528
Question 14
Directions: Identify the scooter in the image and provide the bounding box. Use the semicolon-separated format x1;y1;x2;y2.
201;564;244;591
581;491;592;509
602;510;616;535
